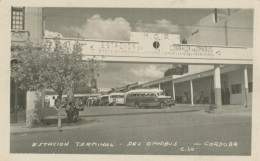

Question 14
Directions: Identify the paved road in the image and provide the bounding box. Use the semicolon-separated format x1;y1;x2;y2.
10;106;251;155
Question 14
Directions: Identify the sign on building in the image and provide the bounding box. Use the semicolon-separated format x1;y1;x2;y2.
43;32;253;65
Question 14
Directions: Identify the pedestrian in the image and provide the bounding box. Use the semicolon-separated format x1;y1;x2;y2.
199;91;204;104
182;92;188;103
225;88;230;104
211;89;215;104
221;88;225;105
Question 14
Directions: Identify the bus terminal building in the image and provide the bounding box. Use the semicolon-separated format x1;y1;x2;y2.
114;65;253;107
113;9;253;108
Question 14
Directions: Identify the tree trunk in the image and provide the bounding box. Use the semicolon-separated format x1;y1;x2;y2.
67;87;74;103
41;89;45;117
57;92;63;131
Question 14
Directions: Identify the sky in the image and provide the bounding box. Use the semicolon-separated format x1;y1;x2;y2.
44;8;231;91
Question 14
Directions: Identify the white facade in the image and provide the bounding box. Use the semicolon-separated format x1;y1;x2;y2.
187;9;253;47
185;9;253;106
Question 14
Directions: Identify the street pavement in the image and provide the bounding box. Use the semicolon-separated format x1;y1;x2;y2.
10;105;252;155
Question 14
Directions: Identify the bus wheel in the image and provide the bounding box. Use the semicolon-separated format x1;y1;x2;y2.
160;102;167;109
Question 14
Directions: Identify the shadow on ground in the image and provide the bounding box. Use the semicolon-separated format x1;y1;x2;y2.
80;109;200;118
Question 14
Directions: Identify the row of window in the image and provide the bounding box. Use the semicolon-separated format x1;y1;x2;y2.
127;93;156;98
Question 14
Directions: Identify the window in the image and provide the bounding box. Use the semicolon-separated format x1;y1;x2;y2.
153;41;160;49
11;7;25;30
231;84;242;94
248;82;253;93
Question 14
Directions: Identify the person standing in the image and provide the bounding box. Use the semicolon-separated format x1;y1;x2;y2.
210;89;215;104
221;88;225;105
225;88;230;105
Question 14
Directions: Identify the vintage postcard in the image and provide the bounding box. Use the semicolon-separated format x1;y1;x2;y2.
1;0;260;161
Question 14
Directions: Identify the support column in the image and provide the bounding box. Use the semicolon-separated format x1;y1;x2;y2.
190;80;194;105
214;65;222;111
158;83;161;89
172;81;175;100
244;66;249;108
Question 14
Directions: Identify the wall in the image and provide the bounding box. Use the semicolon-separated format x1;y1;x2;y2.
226;10;253;47
187;13;226;46
25;7;43;45
187;9;253;47
226;67;252;105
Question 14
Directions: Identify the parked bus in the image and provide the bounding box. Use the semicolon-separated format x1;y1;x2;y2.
125;89;175;109
108;93;126;105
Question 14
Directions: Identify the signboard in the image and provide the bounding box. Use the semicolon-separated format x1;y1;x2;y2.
43;32;253;65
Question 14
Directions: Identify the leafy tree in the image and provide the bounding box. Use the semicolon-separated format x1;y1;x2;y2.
11;39;102;129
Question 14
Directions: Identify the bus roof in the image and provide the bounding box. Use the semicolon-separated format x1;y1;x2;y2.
45;93;101;98
109;93;125;96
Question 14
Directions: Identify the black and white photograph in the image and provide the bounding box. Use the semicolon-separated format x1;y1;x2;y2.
1;0;260;160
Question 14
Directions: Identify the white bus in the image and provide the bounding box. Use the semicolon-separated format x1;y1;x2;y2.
108;93;126;105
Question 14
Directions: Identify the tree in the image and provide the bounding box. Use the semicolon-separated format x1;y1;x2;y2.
11;39;102;129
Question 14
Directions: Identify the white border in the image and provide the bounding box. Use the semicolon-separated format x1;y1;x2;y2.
1;0;260;161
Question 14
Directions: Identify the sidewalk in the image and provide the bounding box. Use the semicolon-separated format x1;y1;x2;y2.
10;119;95;135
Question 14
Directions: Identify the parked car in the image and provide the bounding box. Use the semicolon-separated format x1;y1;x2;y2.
125;89;175;109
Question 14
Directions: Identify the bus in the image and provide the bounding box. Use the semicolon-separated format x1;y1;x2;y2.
125;89;175;109
108;93;126;105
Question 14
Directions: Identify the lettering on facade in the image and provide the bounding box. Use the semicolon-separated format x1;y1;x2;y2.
44;38;252;62
142;32;170;40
